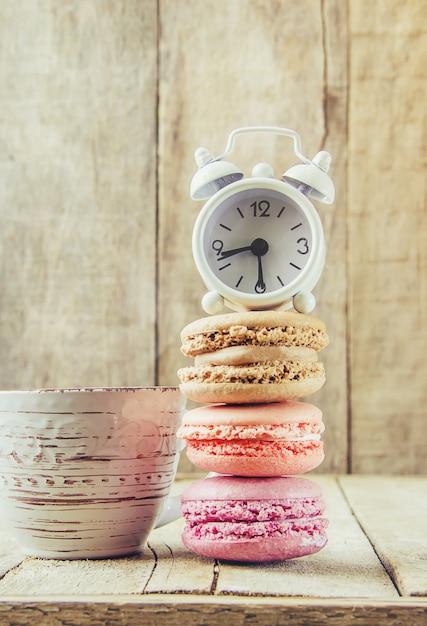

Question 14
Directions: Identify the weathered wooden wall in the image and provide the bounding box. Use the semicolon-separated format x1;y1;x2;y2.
348;2;427;473
1;1;158;387
0;0;425;474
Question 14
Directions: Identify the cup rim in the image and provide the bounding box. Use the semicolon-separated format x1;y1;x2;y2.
0;386;181;395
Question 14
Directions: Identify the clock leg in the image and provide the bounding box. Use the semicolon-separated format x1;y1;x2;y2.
202;291;225;315
293;291;316;314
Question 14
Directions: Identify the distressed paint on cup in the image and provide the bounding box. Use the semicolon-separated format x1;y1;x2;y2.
0;387;185;559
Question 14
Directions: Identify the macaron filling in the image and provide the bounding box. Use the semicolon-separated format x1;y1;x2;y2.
187;438;323;456
183;518;329;542
182;496;325;522
194;345;318;366
178;421;324;441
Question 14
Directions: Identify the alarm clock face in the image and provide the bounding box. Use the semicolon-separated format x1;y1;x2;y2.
194;182;323;306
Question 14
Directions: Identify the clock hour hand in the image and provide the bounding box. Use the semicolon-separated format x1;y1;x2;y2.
219;244;252;259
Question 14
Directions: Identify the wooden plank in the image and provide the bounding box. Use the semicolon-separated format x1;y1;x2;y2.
0;597;426;626
0;554;156;596
0;0;158;389
157;0;349;474
348;1;427;472
214;476;397;598
339;475;427;597
312;0;349;474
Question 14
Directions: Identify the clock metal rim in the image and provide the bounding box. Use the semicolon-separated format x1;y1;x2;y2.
192;177;325;310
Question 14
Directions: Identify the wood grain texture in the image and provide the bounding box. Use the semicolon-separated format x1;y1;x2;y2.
0;555;155;596
157;0;348;473
0;598;426;626
0;0;158;388
348;1;427;472
339;475;427;597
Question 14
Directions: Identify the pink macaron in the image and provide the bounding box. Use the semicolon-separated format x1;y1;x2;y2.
177;400;325;476
181;475;328;562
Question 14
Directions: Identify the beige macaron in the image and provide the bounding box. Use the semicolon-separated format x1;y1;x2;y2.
178;311;328;404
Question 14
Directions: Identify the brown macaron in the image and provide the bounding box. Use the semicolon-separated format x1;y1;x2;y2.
178;311;328;404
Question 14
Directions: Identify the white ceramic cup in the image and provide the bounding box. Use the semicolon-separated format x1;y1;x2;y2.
0;387;185;559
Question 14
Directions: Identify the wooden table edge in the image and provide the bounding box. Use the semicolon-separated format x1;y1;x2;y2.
0;594;426;626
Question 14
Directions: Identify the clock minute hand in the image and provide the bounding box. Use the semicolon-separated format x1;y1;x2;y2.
255;254;266;293
252;238;269;294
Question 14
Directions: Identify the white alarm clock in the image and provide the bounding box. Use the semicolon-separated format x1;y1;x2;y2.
190;126;335;315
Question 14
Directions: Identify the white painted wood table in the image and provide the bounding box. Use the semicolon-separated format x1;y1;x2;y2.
0;475;425;625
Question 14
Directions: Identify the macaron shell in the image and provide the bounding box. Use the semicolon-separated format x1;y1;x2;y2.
181;475;323;501
181;310;327;336
185;439;325;476
180;311;329;356
179;377;325;404
182;525;328;563
180;400;323;426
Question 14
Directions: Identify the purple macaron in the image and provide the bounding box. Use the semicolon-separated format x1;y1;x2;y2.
181;475;328;563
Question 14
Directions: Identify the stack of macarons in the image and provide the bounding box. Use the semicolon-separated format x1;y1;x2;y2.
177;310;329;562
